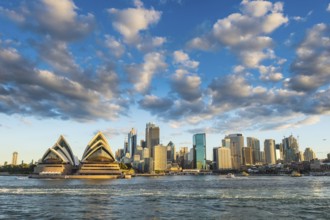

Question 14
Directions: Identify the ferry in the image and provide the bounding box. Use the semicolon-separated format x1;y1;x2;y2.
226;173;235;178
291;171;302;177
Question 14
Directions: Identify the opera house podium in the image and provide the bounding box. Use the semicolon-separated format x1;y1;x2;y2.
77;132;122;176
33;132;122;179
34;136;79;175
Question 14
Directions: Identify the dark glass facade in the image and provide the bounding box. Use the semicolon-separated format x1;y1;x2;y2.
193;133;206;170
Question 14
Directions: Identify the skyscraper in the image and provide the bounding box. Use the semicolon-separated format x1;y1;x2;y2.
226;134;244;169
153;145;167;171
304;147;316;161
282;135;299;163
243;147;253;165
193;133;206;170
246;137;260;164
12;152;18;165
145;123;160;158
167;141;175;163
128;128;137;159
264;139;276;165
215;147;232;170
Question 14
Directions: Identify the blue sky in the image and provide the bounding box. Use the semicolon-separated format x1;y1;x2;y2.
0;0;330;164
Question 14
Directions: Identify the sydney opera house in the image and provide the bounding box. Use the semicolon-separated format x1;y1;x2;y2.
34;132;122;178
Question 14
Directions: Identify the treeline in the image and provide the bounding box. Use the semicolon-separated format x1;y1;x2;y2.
0;164;36;174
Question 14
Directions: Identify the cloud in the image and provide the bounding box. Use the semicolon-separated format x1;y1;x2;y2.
187;0;288;77
170;69;202;101
104;35;125;58
108;4;161;44
138;95;173;114
173;50;199;69
0;0;95;41
125;52;167;93
327;3;330;12
289;23;330;92
35;39;80;75
0;43;125;121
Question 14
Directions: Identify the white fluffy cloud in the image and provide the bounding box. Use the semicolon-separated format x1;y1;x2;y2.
188;0;288;76
0;0;95;41
125;52;167;93
105;35;125;58
289;23;330;91
108;5;161;44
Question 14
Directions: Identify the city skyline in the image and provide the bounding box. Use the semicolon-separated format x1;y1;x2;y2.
1;0;330;164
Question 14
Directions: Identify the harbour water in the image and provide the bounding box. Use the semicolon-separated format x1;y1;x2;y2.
0;175;329;219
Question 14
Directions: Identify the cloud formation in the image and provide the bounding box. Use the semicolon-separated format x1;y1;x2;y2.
0;0;95;41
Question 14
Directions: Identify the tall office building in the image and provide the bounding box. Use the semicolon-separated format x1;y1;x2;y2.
145;123;160;158
153;145;167;171
243;147;253;165
167;141;175;163
304;148;316;161
12;152;18;165
327;153;330;160
128;128;137;159
215;147;232;170
282;135;299;163
225;134;244;169
222;138;231;148
264;139;276;165
246;137;260;164
193;133;206;170
275;143;284;161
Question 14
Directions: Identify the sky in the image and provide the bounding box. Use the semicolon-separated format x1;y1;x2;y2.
0;0;330;164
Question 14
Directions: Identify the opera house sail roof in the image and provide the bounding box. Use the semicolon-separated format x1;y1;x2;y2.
81;132;116;163
40;135;79;166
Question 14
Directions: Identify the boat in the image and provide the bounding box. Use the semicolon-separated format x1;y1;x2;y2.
226;173;235;178
242;171;249;176
291;171;302;177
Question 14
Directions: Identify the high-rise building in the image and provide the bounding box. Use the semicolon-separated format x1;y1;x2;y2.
215;147;232;170
260;151;265;164
246;137;260;164
193;133;206;170
243;147;253;165
282;135;299;163
222;138;231;148
12;152;18;165
304;148;316;161
153;145;167;171
327;153;330;160
128;128;137;159
264;139;276;165
226;134;244;169
275;143;284;161
145;123;160;158
167;141;175;163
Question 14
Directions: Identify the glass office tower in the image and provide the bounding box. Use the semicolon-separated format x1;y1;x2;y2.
193;133;206;170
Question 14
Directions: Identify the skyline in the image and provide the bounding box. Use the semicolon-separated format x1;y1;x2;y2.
1;0;330;163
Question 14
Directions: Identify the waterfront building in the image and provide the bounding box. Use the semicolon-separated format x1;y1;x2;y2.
215;147;232;170
222;138;230;148
282;135;299;163
243;147;253;165
247;137;260;164
193;133;206;170
12;152;18;166
226;134;244;169
78;132;121;176
260;151;265;164
264;139;276;165
34;136;79;175
275;143;284;161
167;141;175;163
145;123;160;158
128;128;137;159
304;148;316;161
153;145;167;171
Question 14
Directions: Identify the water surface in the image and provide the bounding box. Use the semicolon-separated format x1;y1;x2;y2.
0;175;329;219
